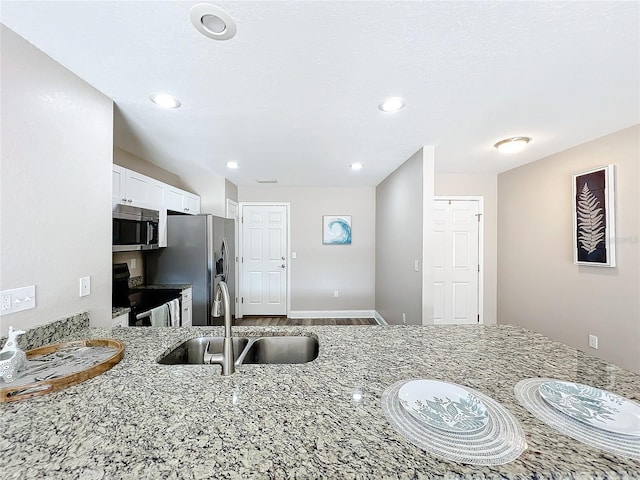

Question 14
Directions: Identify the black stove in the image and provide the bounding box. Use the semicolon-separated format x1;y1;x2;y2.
113;263;182;326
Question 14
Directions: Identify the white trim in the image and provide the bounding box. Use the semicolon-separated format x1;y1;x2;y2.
238;202;291;318
289;310;376;319
373;311;388;325
433;196;485;325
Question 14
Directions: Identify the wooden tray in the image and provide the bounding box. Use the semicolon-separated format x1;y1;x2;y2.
0;339;124;402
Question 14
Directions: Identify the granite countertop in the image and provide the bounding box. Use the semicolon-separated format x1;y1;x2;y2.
134;283;193;290
2;324;639;479
112;306;131;319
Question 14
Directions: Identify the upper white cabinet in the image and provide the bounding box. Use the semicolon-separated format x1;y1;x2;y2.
165;186;201;214
113;165;165;209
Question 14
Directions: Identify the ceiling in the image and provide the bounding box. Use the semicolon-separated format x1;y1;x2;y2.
2;1;638;187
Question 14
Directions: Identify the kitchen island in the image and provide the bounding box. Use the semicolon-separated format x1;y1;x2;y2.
2;324;639;479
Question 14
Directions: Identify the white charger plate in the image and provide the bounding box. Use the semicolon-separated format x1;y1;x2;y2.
397;379;489;433
538;380;640;437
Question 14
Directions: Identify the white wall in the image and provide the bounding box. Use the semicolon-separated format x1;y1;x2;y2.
0;26;113;335
239;186;376;313
498;125;640;373
435;173;498;324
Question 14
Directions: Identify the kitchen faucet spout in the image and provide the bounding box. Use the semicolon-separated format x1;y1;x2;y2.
205;281;235;375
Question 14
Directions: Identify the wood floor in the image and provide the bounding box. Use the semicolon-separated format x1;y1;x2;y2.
234;317;378;326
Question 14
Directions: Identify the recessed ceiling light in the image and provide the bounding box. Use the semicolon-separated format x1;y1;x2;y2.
226;161;239;169
190;4;237;40
494;136;531;154
350;162;364;171
149;93;181;109
378;97;405;112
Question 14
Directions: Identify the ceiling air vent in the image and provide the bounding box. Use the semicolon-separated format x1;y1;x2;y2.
255;179;278;184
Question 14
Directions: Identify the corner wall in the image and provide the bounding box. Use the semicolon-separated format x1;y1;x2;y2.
239;186;376;313
375;149;425;325
1;26;113;334
498;125;640;373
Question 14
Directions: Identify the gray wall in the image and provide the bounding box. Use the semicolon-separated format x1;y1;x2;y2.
113;147;189;190
375;149;424;325
435;173;498;325
239;186;376;313
498;125;639;373
1;26;113;334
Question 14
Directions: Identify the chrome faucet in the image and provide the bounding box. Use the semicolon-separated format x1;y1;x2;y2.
204;281;235;375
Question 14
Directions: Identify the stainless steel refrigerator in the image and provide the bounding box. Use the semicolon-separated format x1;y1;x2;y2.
146;214;235;326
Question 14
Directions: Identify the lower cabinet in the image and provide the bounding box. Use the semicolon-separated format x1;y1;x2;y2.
181;288;193;327
112;312;129;327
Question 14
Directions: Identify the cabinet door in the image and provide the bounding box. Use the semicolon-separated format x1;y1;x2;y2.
184;193;200;214
165;188;184;212
181;288;193;327
124;170;152;208
112;313;129;327
112;165;126;205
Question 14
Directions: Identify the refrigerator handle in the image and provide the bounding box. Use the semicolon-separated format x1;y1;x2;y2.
222;238;229;282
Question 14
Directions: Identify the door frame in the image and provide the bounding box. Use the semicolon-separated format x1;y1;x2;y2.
225;198;239;316
237;202;291;318
433;196;484;324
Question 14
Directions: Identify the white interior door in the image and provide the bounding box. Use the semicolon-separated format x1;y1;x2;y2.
241;204;288;316
433;199;480;324
226;198;239;314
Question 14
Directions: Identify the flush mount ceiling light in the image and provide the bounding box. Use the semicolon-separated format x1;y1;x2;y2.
378;97;405;112
149;93;181;109
350;162;364;171
190;4;237;40
494;136;531;154
226;161;239;169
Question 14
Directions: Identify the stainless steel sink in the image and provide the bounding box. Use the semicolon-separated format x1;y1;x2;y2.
158;336;249;365
238;336;319;364
158;335;318;365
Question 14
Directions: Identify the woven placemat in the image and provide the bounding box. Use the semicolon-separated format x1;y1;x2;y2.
514;378;640;461
382;379;526;466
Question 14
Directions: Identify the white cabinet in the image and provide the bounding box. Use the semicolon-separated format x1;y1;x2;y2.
113;165;161;209
165;187;201;215
112;312;129;327
112;165;126;205
181;288;193;327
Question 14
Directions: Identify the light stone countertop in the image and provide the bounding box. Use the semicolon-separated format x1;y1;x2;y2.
1;324;639;479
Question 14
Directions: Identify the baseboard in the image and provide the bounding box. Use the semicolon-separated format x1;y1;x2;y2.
288;310;376;319
373;311;388;325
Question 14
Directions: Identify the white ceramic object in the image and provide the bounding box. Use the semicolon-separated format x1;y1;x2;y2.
538;380;640;436
0;327;27;383
398;379;489;433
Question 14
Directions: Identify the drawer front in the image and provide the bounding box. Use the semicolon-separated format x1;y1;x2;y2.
181;288;192;302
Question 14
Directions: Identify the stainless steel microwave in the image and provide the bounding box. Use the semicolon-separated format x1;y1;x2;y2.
112;204;159;252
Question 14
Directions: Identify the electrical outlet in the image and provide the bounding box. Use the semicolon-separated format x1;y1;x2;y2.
130;258;137;269
414;260;419;272
333;290;339;298
589;334;598;349
1;295;11;311
292;252;297;259
79;276;91;297
0;286;36;316
402;313;406;324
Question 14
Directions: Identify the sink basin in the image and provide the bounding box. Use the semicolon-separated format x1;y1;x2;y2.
157;335;318;365
238;336;319;364
158;336;249;365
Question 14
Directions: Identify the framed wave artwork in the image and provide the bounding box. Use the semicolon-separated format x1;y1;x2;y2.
572;165;615;267
323;215;352;245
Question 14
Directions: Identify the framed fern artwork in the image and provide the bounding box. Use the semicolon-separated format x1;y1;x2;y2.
572;165;616;267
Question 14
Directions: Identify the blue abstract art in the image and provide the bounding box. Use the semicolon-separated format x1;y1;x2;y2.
323;215;352;245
